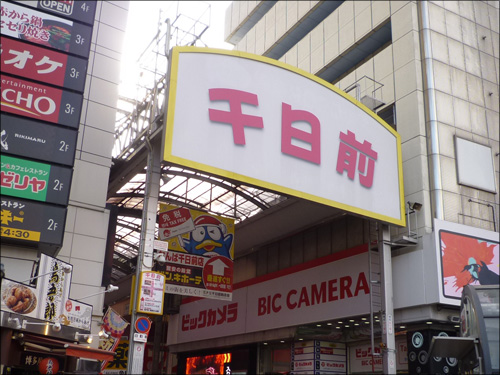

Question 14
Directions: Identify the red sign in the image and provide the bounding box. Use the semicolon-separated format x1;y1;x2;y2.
1;36;88;92
1;74;82;128
202;256;233;293
159;206;195;240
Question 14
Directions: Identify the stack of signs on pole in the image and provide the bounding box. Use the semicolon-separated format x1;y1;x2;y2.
0;253;92;329
291;341;347;374
0;0;96;256
157;204;235;301
136;272;166;315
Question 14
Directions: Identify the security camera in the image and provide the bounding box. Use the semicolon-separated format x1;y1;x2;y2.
448;316;460;324
154;251;167;265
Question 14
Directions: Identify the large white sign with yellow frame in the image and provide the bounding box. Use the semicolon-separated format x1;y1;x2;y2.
163;47;405;227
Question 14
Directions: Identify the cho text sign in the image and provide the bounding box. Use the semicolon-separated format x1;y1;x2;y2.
164;47;405;226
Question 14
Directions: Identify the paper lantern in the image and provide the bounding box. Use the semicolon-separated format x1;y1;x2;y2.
39;357;59;374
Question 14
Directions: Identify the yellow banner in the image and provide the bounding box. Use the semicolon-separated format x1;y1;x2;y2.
1;226;40;241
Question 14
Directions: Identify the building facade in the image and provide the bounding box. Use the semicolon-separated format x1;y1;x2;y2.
165;1;499;374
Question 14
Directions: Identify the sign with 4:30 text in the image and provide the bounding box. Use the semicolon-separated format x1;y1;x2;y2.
1;154;72;205
1;197;66;253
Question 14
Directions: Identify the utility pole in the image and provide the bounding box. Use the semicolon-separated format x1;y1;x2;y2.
379;223;396;374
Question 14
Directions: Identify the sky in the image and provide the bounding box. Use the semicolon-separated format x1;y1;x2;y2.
119;1;233;98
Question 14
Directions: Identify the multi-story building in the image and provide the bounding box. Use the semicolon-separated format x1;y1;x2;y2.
1;1;129;373
164;1;499;374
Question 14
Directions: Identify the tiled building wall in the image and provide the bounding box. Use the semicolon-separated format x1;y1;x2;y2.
57;1;129;318
226;0;499;237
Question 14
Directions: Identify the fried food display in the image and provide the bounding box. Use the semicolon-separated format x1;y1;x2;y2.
2;283;37;314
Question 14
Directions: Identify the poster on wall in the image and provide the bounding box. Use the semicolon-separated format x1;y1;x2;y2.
435;219;499;305
157;204;235;301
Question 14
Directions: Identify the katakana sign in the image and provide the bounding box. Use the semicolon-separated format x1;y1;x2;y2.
1;154;72;205
1;36;88;92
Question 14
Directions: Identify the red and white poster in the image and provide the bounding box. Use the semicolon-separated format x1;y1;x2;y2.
167;245;377;345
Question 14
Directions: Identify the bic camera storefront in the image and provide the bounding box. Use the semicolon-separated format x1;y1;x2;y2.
158;47;499;374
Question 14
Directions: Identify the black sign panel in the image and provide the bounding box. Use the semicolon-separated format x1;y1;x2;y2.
12;0;98;26
1;114;77;166
1;154;73;206
1;1;93;58
1;197;67;251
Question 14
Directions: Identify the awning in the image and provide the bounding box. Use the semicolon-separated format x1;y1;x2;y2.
16;333;115;362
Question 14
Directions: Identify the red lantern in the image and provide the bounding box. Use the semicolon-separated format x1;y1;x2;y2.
39;357;59;374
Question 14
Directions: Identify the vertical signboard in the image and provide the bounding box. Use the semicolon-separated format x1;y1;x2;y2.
157;204;235;301
0;0;95;253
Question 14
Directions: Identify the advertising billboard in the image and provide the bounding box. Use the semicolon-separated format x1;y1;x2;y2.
1;36;88;92
1;1;93;58
1;74;83;128
156;204;235;301
1;114;78;166
1;154;73;205
164;47;405;227
435;219;499;306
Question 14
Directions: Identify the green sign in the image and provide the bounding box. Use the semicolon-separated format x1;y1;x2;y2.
1;155;72;205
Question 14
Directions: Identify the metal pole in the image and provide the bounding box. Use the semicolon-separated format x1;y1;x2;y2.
378;223;396;374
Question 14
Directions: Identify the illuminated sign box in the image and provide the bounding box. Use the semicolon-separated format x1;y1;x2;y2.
1;37;88;92
164;47;405;226
1;196;67;254
1;74;83;129
1;114;78;167
1;154;73;205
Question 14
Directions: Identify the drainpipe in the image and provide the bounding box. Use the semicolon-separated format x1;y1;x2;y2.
418;0;444;220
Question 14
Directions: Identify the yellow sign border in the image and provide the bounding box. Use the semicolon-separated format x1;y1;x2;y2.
163;46;406;227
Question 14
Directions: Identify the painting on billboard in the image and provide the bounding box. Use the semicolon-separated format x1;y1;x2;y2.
157;204;235;301
438;222;499;300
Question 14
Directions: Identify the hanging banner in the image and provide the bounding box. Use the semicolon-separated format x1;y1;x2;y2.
1;36;88;92
1;154;73;205
1;114;78;167
60;298;92;331
36;253;72;322
0;1;93;58
99;307;129;372
157;204;235;301
1;74;83;128
1;278;40;317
